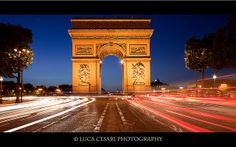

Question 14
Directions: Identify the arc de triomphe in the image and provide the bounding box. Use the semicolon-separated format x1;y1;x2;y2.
68;18;153;94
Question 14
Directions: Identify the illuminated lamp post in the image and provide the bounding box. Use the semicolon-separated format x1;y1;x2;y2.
154;79;157;88
213;74;217;96
213;74;217;88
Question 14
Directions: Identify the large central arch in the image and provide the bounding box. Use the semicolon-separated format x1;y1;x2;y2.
68;18;153;94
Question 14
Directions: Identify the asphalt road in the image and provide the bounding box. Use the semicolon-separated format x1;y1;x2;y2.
0;95;235;132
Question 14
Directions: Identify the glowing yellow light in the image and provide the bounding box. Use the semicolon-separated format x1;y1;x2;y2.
56;88;61;93
213;74;217;79
218;84;228;91
120;60;124;64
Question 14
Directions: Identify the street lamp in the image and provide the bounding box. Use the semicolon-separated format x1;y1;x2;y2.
0;76;3;104
120;60;124;64
154;79;158;89
213;74;217;88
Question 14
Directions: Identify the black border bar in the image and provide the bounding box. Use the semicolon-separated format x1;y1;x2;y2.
1;132;236;145
0;1;236;14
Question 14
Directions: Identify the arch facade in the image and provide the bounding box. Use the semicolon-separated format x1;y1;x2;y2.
68;18;153;94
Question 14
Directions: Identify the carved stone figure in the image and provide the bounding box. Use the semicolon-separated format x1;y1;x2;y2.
132;62;145;85
79;64;90;85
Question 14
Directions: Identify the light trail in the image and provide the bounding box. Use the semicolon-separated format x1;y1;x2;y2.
143;100;236;123
4;98;96;132
201;73;236;81
0;96;71;111
166;110;236;131
128;100;213;132
0;99;73;122
150;95;236;107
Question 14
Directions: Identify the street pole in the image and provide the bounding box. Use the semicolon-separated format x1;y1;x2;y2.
213;74;217;96
21;71;23;103
214;79;215;88
0;76;3;104
213;74;217;88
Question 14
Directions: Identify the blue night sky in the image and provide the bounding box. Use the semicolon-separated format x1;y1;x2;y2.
1;15;235;91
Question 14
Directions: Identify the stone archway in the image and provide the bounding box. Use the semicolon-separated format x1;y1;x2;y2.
97;42;125;60
68;18;153;94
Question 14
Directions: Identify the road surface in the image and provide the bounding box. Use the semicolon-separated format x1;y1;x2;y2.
0;95;235;132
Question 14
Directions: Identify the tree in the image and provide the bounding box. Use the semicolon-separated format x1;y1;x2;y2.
225;15;236;68
35;85;47;96
0;23;33;103
185;36;214;91
58;84;72;93
151;79;168;88
206;16;236;70
206;28;228;70
24;83;35;95
185;16;236;87
47;86;57;94
227;15;236;39
184;37;201;73
2;81;16;96
101;88;107;94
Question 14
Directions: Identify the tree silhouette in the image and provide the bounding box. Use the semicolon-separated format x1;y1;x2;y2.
0;23;33;103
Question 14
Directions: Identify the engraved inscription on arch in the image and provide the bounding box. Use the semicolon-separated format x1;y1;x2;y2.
75;44;93;55
129;44;147;55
